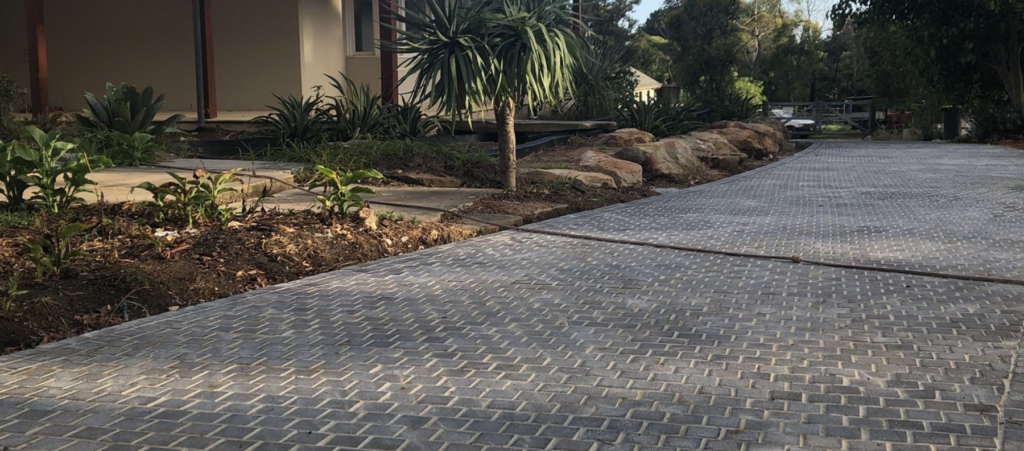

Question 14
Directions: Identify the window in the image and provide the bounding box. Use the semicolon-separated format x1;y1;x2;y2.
352;0;375;55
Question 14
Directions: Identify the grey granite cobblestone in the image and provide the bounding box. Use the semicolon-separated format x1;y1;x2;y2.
1;142;1024;450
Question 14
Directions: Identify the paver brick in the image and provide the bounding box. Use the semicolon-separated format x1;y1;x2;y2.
2;142;1024;450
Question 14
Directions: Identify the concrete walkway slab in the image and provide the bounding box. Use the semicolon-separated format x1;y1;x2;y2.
80;159;301;204
239;186;500;223
3;142;1024;451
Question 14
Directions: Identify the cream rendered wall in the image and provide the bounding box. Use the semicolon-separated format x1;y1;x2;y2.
214;0;304;110
44;0;196;112
298;0;347;96
17;0;302;112
343;0;382;95
0;0;30;110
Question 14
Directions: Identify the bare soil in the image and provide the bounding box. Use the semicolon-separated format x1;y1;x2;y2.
0;206;469;352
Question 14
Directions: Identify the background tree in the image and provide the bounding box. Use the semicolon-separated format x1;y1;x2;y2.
832;0;1022;113
585;0;642;44
630;32;676;83
385;0;580;191
661;0;743;101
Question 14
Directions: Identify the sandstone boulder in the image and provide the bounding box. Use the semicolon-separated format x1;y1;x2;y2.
613;140;704;179
687;132;749;172
579;151;643;188
520;169;617;189
707;127;779;160
594;128;656;147
746;116;791;142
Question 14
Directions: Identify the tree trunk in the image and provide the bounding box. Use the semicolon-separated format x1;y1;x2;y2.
990;14;1024;114
495;97;517;191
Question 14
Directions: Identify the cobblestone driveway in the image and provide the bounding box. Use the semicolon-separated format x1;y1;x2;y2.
2;142;1024;451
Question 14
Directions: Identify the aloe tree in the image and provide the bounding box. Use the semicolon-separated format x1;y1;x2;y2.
383;0;581;191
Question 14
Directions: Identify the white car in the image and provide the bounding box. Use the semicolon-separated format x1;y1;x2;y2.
770;109;816;134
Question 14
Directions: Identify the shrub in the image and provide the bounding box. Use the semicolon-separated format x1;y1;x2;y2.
0;74;19;117
256;93;328;143
308;166;383;217
74;83;184;136
134;169;241;227
619;98;703;138
81;131;159;167
325;74;390;141
700;91;761;122
569;39;638;120
265;140;497;177
20;221;97;278
13;126;111;214
967;103;1024;142
386;97;448;140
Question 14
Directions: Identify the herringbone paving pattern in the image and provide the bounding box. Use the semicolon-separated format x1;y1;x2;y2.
1;142;1023;451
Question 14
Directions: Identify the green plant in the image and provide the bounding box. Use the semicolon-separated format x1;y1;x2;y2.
256;93;328;143
325;73;390;141
569;38;638;120
20;221;96;278
13;126;112;214
386;96;448;140
308;165;383;217
134;168;242;227
706;91;761;122
383;0;581;191
0;272;28;312
0;140;32;210
82;131;159;167
619;98;703;138
74;83;184;136
263;140;497;178
0;74;19;117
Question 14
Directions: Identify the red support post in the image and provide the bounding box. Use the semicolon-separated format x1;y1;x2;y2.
24;0;49;115
379;0;399;104
572;0;582;34
199;0;218;118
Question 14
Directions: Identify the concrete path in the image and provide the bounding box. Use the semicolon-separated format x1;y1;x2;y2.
3;142;1024;451
237;187;501;223
80;159;303;204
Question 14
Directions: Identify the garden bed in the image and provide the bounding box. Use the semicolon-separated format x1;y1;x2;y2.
0;206;470;352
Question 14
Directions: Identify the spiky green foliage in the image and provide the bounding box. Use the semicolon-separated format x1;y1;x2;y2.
385;0;581;116
619;98;703;138
383;0;582;190
325;74;390;141
74;83;184;136
256;94;328;143
569;38;638;120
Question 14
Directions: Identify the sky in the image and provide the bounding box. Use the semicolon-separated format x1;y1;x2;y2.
629;0;838;31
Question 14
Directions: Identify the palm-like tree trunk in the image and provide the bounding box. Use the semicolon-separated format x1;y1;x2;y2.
495;97;517;191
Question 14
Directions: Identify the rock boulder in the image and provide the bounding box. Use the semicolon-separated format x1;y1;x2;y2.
579;151;643;188
594;128;656;147
687;132;749;173
707;127;779;160
520;169;617;189
613;140;704;179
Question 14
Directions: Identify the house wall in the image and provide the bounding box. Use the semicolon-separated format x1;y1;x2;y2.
214;0;304;110
0;1;31;111
1;0;304;112
298;0;347;96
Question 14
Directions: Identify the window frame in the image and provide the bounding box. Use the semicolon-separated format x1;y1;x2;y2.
347;0;378;57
